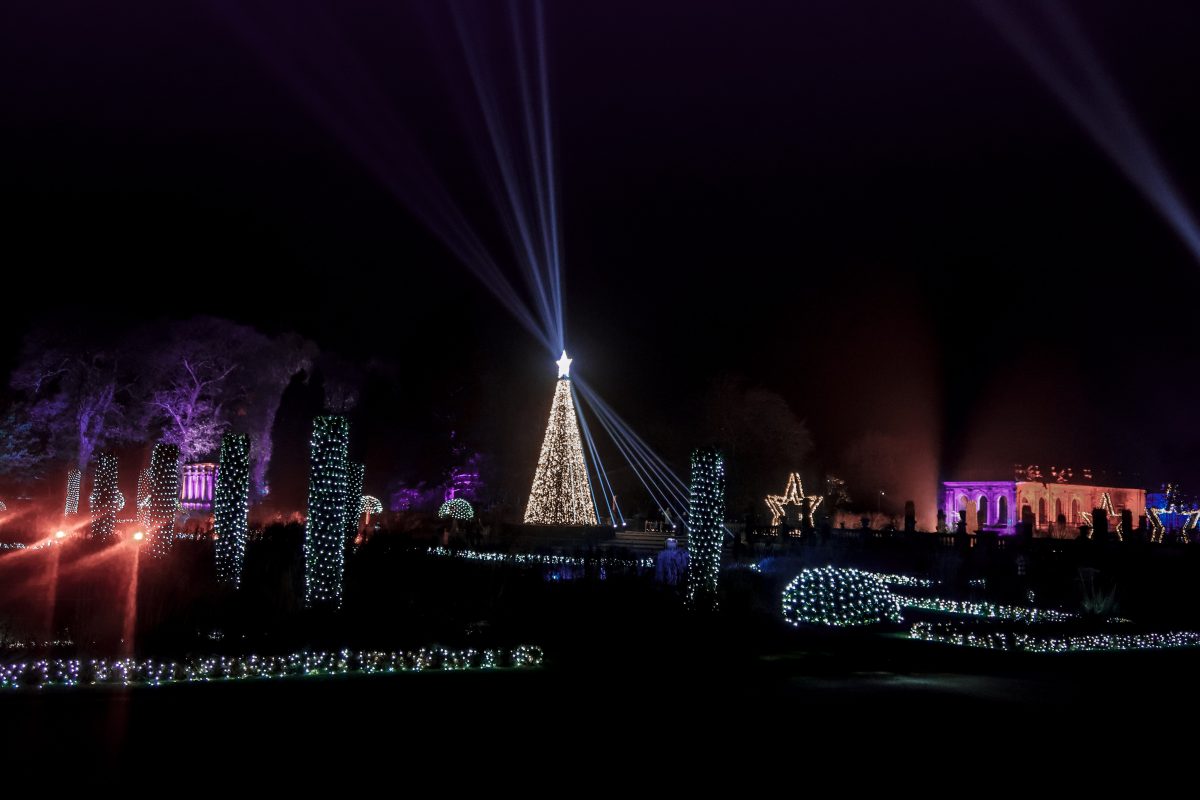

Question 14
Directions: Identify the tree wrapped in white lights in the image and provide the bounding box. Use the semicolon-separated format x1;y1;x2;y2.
88;453;120;541
782;566;901;627
65;468;82;516
214;432;250;588
686;446;725;611
146;443;180;558
524;352;597;526
135;467;152;529
305;415;350;608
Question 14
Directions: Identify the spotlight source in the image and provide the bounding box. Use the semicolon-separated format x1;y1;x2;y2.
133;531;145;541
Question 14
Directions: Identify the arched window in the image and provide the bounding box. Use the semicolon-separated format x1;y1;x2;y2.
977;495;989;527
1055;498;1064;523
1038;497;1047;526
997;495;1009;526
1071;498;1081;525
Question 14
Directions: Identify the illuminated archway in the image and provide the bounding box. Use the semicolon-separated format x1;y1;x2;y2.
997;495;1009;527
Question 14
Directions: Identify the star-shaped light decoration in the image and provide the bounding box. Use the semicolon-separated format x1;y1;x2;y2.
1146;483;1197;544
1080;491;1125;542
765;472;823;527
556;350;573;379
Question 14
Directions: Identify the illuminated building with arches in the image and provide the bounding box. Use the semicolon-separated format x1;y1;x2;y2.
942;478;1145;536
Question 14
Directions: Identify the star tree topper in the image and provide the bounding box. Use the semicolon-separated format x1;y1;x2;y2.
766;472;823;527
556;350;573;379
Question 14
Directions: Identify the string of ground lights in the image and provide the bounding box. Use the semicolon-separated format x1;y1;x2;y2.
911;624;1200;654
0;646;544;691
778;565;1200;653
427;546;652;570
224;2;691;531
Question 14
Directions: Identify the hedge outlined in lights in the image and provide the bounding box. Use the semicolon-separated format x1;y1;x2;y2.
0;646;545;690
911;622;1200;653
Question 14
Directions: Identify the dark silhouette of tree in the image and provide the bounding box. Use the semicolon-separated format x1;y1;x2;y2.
0;407;46;477
318;353;362;414
240;331;317;500
702;376;814;512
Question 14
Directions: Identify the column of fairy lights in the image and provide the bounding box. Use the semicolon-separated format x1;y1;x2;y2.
135;467;152;529
88;453;120;541
146;443;180;558
213;432;251;588
304;416;350;608
64;468;82;516
686;446;725;611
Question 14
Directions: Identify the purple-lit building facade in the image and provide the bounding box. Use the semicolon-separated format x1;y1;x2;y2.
180;462;217;512
942;480;1146;536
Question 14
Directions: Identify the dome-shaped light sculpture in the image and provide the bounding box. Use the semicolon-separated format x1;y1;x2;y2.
782;566;901;627
438;498;474;521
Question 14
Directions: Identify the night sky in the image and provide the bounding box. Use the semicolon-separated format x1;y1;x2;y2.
5;0;1200;514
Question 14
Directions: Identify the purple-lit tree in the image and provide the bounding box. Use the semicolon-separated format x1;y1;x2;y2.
11;319;314;503
140;318;315;476
9;338;137;478
147;360;232;463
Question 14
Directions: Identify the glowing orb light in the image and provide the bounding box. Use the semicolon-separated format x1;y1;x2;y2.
54;530;66;539
133;531;145;541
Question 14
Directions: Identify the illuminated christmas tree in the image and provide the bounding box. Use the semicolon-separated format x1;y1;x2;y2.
524;352;598;526
214;432;251;588
88;453;120;541
305;415;350;608
686;446;725;611
146;443;180;558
